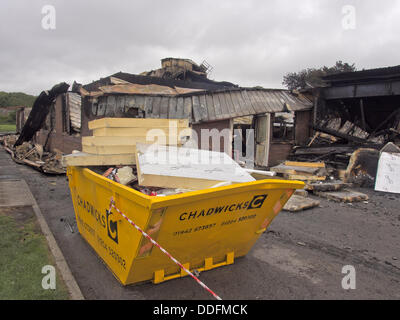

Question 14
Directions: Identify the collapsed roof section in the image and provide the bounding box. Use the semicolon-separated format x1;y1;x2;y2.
71;58;312;123
88;86;312;124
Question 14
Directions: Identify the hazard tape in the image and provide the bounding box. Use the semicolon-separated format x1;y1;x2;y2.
108;198;222;301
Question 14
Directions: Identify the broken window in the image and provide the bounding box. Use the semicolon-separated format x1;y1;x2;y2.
272;112;295;141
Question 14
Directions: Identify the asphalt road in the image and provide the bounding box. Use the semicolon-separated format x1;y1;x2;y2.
1;146;399;300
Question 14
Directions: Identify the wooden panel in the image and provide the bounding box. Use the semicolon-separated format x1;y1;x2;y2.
225;91;239;117
239;90;256;115
134;96;145;111
230;91;247;116
205;94;216;121
212;94;223;119
217;93;230;119
97;97;107;116
175;97;185;119
198;95;209;121
268;91;283;112
247;91;262;114
115;96;125;114
144;96;153;117
283;195;320;212
105;96;116;116
314;190;369;202
151;97;161;118
168;97;178;119
183;97;193;121
192;95;202;123
160;97;169;119
258;91;276;112
255;91;269;114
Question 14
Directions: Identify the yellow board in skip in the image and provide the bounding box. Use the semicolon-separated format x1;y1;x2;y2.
88;118;189;130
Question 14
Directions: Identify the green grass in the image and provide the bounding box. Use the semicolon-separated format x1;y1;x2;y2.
0;124;16;132
0;208;70;300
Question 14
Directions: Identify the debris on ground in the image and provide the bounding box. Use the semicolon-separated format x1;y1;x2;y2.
1;135;65;174
271;161;328;182
283;195;320;212
313;189;369;203
344;148;380;188
305;181;348;192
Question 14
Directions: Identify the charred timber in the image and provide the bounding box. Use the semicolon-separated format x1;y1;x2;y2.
14;82;70;147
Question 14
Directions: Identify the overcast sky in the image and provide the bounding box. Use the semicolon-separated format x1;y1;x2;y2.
0;0;399;95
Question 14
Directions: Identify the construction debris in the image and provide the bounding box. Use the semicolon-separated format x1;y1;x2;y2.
305;181;347;192
116;166;137;185
15;82;70;147
313;190;369;203
63;118;191;167
344;148;380;188
271;161;328;182
245;169;276;180
63;152;136;167
135;143;255;190
1;135;65;174
375;152;400;194
283;195;320;212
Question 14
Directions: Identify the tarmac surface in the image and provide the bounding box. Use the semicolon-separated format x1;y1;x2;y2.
1;146;399;300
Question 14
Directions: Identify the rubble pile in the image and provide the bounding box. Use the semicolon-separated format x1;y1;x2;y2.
1;135;65;174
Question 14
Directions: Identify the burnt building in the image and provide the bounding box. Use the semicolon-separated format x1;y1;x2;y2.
314;65;400;145
22;58;313;168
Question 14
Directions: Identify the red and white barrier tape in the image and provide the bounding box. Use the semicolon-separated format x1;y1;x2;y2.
108;198;222;301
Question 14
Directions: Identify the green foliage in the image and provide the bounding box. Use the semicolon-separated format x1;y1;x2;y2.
282;61;357;91
0;111;17;125
0;91;36;108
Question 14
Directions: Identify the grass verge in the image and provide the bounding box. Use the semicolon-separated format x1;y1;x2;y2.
0;207;70;300
0;124;16;132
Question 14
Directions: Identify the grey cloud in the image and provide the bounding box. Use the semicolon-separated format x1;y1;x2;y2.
0;0;399;94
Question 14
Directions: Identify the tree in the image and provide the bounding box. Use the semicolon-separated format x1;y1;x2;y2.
0;92;36;108
283;61;356;91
